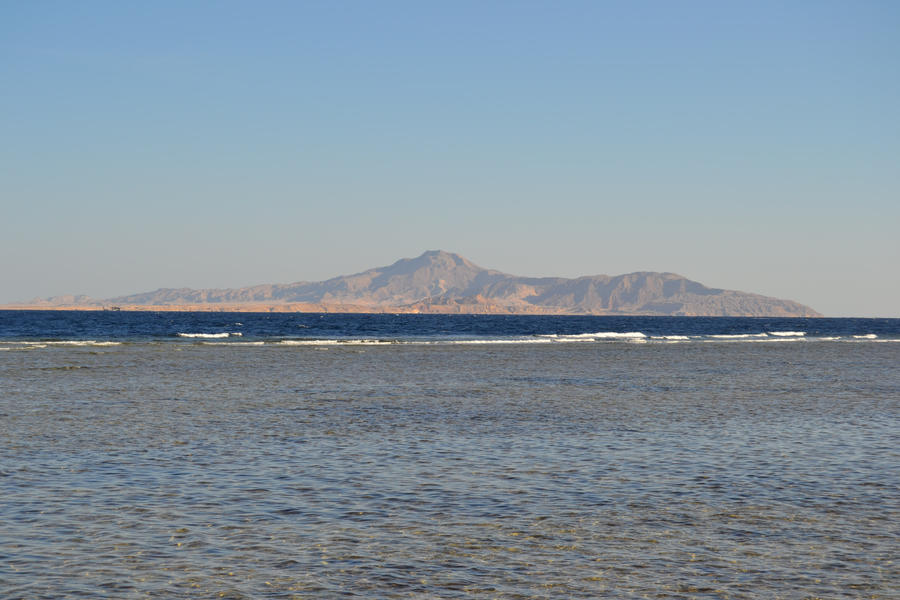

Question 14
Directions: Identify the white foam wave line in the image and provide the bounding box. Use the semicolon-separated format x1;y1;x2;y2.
177;332;237;338
278;338;570;346
278;339;392;346
768;331;806;337
595;331;647;339
539;331;647;340
270;335;825;346
7;336;891;349
42;340;122;346
534;336;600;344
2;340;120;347
703;337;806;344
437;335;650;345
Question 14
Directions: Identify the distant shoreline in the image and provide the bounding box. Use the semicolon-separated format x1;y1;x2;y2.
0;303;831;317
0;303;575;315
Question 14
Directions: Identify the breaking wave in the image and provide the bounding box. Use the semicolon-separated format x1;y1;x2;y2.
43;340;122;346
1;340;120;348
4;330;896;350
277;339;392;346
177;332;242;338
538;332;647;342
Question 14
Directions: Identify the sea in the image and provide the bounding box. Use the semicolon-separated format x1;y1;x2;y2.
2;311;898;599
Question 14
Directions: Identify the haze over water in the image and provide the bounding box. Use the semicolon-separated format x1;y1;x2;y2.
2;313;898;598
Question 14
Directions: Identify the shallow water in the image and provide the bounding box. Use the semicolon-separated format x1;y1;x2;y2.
2;338;898;598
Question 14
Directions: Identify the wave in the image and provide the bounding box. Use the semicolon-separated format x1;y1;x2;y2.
5;331;895;350
1;343;48;350
594;331;646;339
177;332;241;338
278;339;392;346
45;340;122;346
538;331;647;341
199;332;895;347
2;340;121;347
709;333;769;339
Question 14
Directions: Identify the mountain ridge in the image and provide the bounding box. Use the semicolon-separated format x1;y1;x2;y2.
12;250;822;316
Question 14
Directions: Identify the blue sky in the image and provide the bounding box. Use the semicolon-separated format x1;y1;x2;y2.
2;1;898;316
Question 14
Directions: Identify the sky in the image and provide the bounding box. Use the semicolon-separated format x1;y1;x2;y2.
2;1;898;317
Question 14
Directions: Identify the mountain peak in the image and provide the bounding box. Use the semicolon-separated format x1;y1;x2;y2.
421;249;453;257
381;250;486;276
413;249;478;266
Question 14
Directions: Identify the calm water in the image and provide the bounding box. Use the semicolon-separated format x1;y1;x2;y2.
2;313;898;598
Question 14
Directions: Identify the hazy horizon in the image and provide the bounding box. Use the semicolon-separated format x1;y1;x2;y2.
3;2;898;317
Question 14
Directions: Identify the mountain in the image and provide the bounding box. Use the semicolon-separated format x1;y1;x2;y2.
93;250;819;316
14;251;822;316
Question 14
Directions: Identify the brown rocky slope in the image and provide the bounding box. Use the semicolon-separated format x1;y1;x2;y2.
13;250;821;316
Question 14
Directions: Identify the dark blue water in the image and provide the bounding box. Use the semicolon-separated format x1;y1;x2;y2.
1;310;898;342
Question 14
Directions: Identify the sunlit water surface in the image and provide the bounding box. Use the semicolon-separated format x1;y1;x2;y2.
2;340;898;598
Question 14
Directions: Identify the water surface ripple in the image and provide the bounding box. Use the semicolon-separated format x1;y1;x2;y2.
2;341;898;598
